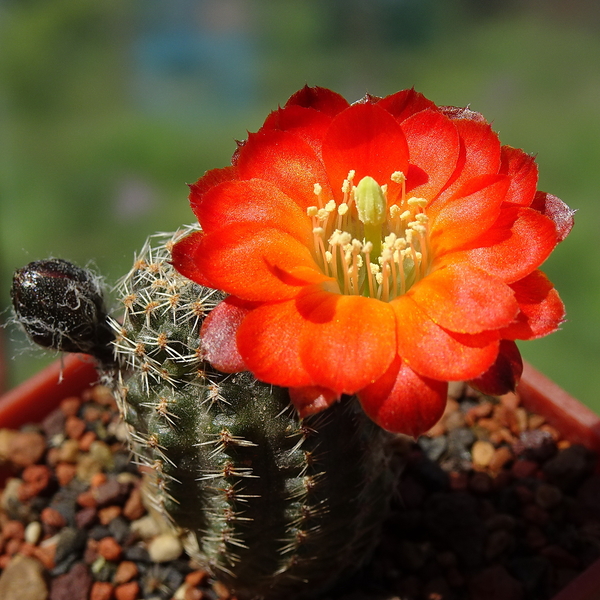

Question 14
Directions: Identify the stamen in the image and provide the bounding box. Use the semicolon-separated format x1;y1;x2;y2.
309;169;431;301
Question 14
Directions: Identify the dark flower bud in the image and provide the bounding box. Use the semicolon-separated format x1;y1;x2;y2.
11;258;115;365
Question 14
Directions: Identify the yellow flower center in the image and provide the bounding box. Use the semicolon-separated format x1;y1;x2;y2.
307;170;431;301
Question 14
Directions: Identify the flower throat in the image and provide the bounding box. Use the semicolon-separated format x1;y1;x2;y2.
307;170;431;301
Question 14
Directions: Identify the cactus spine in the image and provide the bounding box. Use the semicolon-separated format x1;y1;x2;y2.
109;226;396;600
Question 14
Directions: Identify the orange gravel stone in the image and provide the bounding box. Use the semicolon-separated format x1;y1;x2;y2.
122;486;145;521
113;560;139;585
60;396;81;416
19;464;52;500
98;505;122;525
77;490;97;508
56;462;78;486
90;472;108;488
65;415;87;440
2;520;25;540
97;536;122;561
41;507;67;528
91;581;115;600
185;569;209;587
79;430;97;452
488;446;514;472
115;581;140;600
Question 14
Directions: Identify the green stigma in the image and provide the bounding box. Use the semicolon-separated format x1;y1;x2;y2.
355;176;386;259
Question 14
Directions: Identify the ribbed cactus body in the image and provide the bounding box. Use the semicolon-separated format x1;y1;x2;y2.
110;227;396;600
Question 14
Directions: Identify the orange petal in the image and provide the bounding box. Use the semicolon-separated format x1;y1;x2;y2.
408;263;518;334
200;298;250;372
429;174;510;254
171;230;212;287
401;109;460;201
359;356;448;436
236;297;316;388
186;224;329;301
262;105;332;158
376;89;437;123
459;206;559;283
296;289;397;394
468;340;523;396
289;386;340;417
237;128;332;210
502;270;565;340
392;295;499;380
433;117;502;207
188;166;238;208
500;146;538;206
193;179;312;245
284;85;350;116
531;192;574;243
322;102;409;201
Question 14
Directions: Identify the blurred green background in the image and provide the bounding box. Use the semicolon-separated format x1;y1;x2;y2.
1;0;599;412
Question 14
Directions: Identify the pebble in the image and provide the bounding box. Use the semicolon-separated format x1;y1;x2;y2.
90;581;114;600
24;521;42;545
18;464;52;501
468;564;523;600
57;439;80;463
535;483;563;509
60;397;81;417
41;507;67;529
471;440;495;468
543;444;595;491
98;505;122;526
114;581;140;600
65;416;86;440
55;462;78;487
113;560;138;585
130;515;162;540
122;486;145;521
97;537;122;561
78;431;97;452
7;431;46;468
49;562;93;600
0;555;47;600
54;527;87;566
488;445;513;472
94;479;128;507
147;533;184;563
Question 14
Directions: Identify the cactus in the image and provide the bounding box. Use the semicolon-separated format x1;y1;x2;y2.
107;226;397;600
11;226;399;600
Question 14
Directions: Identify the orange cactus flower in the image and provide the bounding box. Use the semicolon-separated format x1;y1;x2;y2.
172;86;573;436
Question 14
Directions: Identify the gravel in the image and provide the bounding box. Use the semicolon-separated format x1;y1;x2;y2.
0;383;599;600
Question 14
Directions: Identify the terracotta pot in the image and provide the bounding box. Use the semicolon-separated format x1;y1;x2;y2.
0;356;599;600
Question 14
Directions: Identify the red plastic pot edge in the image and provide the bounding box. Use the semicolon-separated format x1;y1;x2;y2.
0;353;99;429
1;357;600;600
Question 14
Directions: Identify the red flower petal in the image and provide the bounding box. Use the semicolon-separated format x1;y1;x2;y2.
171;230;213;287
433;118;502;207
262;105;332;158
502;270;565;340
200;298;250;372
234;295;317;388
500;146;538;206
284;85;350;116
359;356;448;436
184;224;329;301
408;263;518;334
392;295;499;380
192;179;312;244
531;191;575;243
188;166;238;208
376;88;437;123
237;286;397;394
459;206;559;283
401;109;460;200
289;386;340;417
468;340;523;396
429;174;510;254
322;102;409;200
296;288;397;394
237;128;333;210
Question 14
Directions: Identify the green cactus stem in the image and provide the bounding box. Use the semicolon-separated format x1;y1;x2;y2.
104;226;398;600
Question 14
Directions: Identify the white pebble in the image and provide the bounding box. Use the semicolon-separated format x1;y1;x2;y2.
147;533;183;563
24;521;42;545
